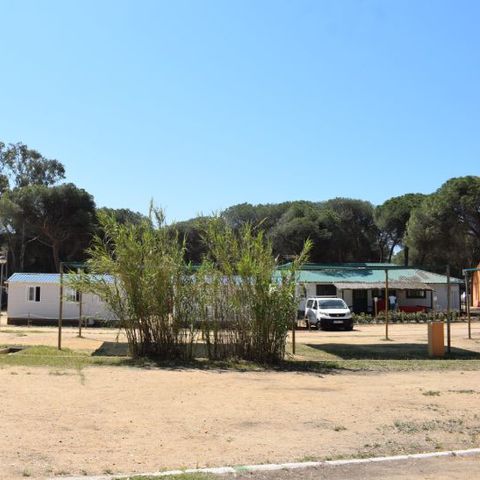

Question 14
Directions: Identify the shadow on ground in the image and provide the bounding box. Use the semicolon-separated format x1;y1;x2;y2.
305;342;480;360
91;341;344;374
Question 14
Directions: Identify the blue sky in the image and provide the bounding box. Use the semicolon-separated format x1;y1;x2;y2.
1;0;479;221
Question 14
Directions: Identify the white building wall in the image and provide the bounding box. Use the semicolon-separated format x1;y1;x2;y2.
395;290;432;309
7;282;115;321
430;284;460;311
340;289;353;309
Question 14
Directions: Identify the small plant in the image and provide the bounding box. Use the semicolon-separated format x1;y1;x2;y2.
394;420;421;434
422;390;441;396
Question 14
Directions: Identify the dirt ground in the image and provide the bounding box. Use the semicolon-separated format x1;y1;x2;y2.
1;321;480;479
0;364;479;479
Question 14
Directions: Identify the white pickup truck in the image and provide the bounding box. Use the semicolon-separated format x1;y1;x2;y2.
304;297;353;330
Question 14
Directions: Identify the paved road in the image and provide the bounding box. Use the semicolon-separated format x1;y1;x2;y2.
230;455;480;480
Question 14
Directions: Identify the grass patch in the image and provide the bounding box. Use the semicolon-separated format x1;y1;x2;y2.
294;343;480;372
393;418;478;435
0;345;128;369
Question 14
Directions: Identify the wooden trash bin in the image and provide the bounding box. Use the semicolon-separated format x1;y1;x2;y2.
428;321;445;357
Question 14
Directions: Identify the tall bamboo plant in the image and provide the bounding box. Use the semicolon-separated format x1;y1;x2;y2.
73;208;197;359
198;217;310;363
74;210;309;364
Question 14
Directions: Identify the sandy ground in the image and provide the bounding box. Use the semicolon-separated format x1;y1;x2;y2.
1;318;480;479
1;365;480;479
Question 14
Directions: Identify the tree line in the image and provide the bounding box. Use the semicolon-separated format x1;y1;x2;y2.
1;140;479;277
175;179;480;277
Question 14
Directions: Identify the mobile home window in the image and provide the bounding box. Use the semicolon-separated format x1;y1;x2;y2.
27;286;41;302
316;284;337;296
406;289;426;299
66;289;80;303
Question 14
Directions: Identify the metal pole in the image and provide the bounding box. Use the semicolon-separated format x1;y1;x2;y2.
58;262;64;350
385;269;389;340
465;270;471;340
446;264;451;353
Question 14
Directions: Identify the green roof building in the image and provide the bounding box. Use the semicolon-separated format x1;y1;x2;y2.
276;263;462;314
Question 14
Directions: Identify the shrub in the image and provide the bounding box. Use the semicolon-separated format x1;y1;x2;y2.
73;210;310;364
353;310;461;324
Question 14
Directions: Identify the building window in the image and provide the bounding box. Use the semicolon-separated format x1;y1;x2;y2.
66;289;80;303
406;289;426;299
27;286;41;302
316;284;337;296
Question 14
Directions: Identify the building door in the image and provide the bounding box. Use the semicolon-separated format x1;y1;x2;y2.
352;289;368;313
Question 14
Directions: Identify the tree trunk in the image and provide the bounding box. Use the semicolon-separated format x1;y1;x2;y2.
52;241;61;272
388;243;396;263
19;222;26;272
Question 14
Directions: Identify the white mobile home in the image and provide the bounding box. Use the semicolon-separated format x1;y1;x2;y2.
7;273;115;326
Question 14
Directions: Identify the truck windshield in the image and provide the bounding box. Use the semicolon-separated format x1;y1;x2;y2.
318;299;347;309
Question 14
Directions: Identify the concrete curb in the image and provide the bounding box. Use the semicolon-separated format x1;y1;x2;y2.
49;447;480;480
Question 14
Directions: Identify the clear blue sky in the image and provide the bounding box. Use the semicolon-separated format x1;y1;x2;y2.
1;0;479;221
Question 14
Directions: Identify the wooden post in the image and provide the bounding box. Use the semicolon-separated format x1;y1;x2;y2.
446;264;451;353
292;316;296;355
465;270;471;340
385;269;389;340
58;262;64;350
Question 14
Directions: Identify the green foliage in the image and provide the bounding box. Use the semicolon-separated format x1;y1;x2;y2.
406;176;480;275
73;208;194;359
352;311;460;324
0;141;65;189
10;183;96;271
267;198;379;262
74;211;310;363
96;207;148;226
374;193;426;262
170;216;211;263
197;217;311;362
